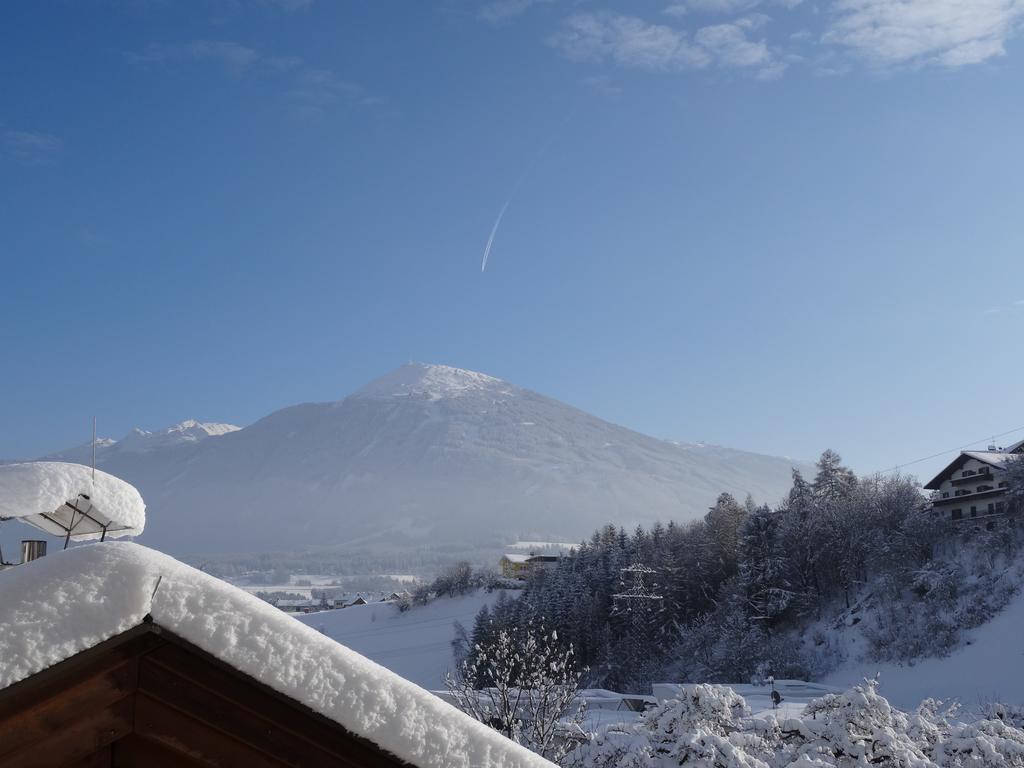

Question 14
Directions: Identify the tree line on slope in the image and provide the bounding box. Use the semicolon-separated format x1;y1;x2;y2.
466;451;1024;693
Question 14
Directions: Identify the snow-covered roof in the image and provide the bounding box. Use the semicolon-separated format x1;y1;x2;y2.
502;553;531;563
923;449;1020;490
0;543;554;768
963;450;1017;467
0;462;145;539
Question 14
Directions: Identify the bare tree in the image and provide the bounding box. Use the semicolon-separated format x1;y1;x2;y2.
445;619;587;763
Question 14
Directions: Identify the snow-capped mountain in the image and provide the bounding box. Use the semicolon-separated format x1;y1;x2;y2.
41;364;811;556
45;420;241;463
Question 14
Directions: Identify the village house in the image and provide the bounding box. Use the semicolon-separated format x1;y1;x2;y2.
274;596;343;614
924;440;1023;523
0;543;555;768
500;552;562;580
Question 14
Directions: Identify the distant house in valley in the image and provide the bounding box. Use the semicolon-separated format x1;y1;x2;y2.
500;553;531;579
0;543;554;768
925;440;1023;524
274;597;342;614
500;552;562;580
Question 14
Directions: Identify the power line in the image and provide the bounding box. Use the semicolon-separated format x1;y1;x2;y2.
875;424;1024;476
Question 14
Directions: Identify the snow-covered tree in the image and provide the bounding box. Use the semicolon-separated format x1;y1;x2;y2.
446;619;587;762
1007;455;1024;514
777;679;936;768
573;684;772;768
706;493;750;576
813;450;857;504
917;699;1024;768
739;506;793;623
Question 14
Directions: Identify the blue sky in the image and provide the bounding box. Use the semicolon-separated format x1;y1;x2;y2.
2;0;1023;481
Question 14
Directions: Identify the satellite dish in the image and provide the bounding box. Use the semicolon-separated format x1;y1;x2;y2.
0;462;146;548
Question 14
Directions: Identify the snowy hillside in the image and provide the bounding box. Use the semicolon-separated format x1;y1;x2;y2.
33;363;811;557
823;585;1024;712
296;590;504;690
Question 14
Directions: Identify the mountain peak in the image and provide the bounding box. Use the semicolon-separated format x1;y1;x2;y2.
120;420;240;446
353;363;514;401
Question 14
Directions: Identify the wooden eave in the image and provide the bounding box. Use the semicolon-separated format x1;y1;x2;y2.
0;620;414;768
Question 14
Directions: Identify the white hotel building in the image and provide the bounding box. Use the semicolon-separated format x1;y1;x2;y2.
925;440;1023;523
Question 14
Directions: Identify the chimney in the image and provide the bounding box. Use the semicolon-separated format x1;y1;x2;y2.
21;540;47;563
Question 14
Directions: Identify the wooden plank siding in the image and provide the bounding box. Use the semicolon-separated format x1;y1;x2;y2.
0;624;414;768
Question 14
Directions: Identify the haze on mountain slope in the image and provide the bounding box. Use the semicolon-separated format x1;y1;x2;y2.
39;364;812;556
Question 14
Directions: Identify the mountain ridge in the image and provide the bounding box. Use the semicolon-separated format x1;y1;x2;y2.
28;363;812;557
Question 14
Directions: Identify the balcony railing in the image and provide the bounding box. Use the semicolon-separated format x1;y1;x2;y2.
934;487;1007;505
952;472;993;486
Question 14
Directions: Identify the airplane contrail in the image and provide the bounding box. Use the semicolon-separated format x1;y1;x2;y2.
481;199;510;273
479;111;574;274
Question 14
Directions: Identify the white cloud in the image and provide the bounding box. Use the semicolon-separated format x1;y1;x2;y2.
549;12;711;70
984;298;1024;315
695;17;788;76
288;69;379;119
551;11;786;78
824;0;1024;68
669;0;803;12
479;0;553;25
134;40;377;118
688;0;762;13
139;40;259;76
3;130;63;165
695;22;772;66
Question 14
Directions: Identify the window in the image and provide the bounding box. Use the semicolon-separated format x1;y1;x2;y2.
952;509;963;520
971;506;977;517
977;485;993;492
942;492;949;498
997;502;1005;513
999;481;1008;488
988;503;995;514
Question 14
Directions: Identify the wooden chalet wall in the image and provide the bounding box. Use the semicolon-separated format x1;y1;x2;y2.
0;624;413;768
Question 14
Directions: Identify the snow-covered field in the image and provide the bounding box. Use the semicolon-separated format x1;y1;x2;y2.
823;585;1024;713
296;589;505;690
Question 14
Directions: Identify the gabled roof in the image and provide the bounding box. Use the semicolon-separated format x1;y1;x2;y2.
502;553;530;563
0;622;410;767
0;462;145;540
0;543;553;768
924;450;1015;490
